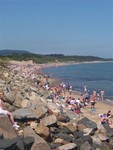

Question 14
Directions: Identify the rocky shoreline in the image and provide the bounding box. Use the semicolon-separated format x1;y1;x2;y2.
0;61;113;150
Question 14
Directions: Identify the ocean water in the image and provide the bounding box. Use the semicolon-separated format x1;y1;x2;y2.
43;62;113;101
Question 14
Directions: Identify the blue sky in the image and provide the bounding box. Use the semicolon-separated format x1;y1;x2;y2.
0;0;113;58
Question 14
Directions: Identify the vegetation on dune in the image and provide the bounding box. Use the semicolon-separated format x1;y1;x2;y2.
0;52;113;64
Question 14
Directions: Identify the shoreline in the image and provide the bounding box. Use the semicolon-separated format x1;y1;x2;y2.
43;62;113;102
49;77;113;127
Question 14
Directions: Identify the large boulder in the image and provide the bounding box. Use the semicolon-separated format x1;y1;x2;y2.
13;93;24;108
0;115;17;139
66;122;78;132
65;111;79;121
13;108;39;120
77;117;97;130
91;134;102;147
56;132;74;142
21;99;31;108
4;91;16;104
23;136;35;150
34;124;50;139
24;126;51;150
80;141;92;150
40;114;57;126
0;139;17;150
73;135;93;149
33;105;48;118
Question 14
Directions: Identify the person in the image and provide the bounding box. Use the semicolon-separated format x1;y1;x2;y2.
107;110;113;118
90;93;96;111
100;114;109;125
84;85;87;93
0;92;19;129
100;90;105;100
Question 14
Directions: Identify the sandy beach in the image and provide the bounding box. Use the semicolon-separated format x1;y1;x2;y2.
49;73;113;128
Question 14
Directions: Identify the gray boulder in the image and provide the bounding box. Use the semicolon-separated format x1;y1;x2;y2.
0;139;17;150
40;114;57;126
77;117;97;130
33;105;48;118
13;93;24;108
13;108;39;120
80;141;92;150
4;91;16;104
0;115;17;139
23;136;35;150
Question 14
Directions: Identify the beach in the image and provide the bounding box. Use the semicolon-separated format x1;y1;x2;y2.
50;77;113;128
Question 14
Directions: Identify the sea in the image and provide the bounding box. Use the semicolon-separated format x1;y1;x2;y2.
43;62;113;102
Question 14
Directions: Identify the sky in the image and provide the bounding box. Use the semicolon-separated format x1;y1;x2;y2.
0;0;113;58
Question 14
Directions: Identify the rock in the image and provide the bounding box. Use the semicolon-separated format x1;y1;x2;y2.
57;114;70;123
24;126;51;150
4;91;16;104
23;136;35;150
98;133;109;141
50;143;62;149
33;105;48;118
13;137;25;150
91;135;102;146
109;137;113;149
56;132;74;142
66;122;78;132
54;138;69;145
13;108;40;120
18;130;24;136
58;143;77;150
30;121;38;129
35;124;49;139
80;141;92;150
83;128;95;136
102;141;112;150
65;111;79;121
97;123;106;133
106;128;113;138
78;123;87;131
73;130;83;139
73;135;92;149
30;86;38;92
21;99;31;108
77;117;97;130
0;134;3;139
60;127;72;134
48;103;60;114
50;127;60;134
0;139;17;150
40;114;57;126
3;72;9;77
0;115;17;139
26;91;40;101
13;93;24;108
